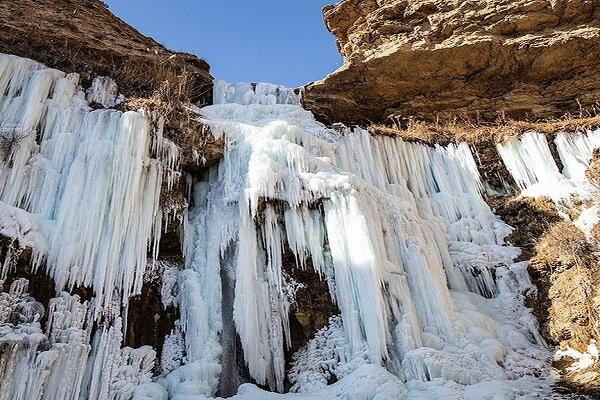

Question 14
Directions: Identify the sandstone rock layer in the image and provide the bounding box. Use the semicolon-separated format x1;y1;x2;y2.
304;0;600;125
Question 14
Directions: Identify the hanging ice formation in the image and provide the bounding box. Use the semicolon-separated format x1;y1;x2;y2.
497;129;600;237
497;130;600;201
0;53;178;312
147;80;556;400
0;53;588;399
0;53;178;400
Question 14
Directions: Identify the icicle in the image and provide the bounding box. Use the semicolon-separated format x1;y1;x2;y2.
555;129;600;182
496;131;597;200
0;53;173;315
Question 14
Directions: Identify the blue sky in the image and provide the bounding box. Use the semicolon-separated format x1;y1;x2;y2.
103;1;342;87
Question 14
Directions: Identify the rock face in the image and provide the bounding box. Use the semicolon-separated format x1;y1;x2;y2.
304;0;600;125
0;0;212;102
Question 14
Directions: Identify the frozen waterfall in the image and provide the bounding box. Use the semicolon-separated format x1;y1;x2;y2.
0;54;178;313
153;81;554;399
496;129;600;236
497;130;600;201
0;63;581;400
0;53;174;400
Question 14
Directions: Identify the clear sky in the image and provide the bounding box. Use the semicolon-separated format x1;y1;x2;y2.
103;1;343;88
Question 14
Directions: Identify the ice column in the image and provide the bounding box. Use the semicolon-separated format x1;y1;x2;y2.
0;53;177;312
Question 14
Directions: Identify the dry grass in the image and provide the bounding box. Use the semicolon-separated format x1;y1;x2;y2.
124;69;222;168
494;196;600;363
488;196;562;259
370;112;600;146
531;221;594;270
586;148;600;187
116;57;212;106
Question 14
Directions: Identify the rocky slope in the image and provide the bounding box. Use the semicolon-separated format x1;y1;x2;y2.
0;0;212;102
304;0;600;125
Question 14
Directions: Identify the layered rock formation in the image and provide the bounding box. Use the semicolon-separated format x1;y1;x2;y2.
304;0;600;125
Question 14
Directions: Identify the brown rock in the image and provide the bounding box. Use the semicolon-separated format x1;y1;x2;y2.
304;0;600;125
0;0;212;103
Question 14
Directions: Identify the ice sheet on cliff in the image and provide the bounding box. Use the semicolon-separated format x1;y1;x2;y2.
0;63;570;400
0;53;178;313
146;81;556;399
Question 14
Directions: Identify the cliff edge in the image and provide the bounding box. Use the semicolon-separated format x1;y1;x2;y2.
0;0;212;102
303;0;600;125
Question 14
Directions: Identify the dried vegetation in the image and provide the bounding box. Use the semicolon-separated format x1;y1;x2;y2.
370;111;600;146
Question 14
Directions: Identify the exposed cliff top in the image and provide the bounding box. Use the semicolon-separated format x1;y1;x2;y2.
0;0;212;103
304;0;600;125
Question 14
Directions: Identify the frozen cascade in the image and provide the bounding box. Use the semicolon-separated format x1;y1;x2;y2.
555;129;600;182
0;53;178;313
496;129;600;239
0;53;174;400
160;181;225;398
155;82;555;399
497;130;600;201
0;52;577;399
0;278;156;400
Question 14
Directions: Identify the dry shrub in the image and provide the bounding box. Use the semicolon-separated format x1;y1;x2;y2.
531;221;593;270
546;265;599;348
488;196;562;259
369;112;600;146
370;119;451;145
586;148;600;187
125;69;222;168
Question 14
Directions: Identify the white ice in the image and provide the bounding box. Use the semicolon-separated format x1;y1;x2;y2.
0;53;179;314
0;59;585;400
150;81;557;399
497;130;600;201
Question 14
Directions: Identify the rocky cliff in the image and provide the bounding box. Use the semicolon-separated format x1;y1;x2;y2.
304;0;600;125
1;1;600;399
0;0;212;102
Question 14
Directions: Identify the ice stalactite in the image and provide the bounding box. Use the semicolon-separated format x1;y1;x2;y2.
0;53;177;400
497;130;600;201
555;129;600;182
0;53;178;313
